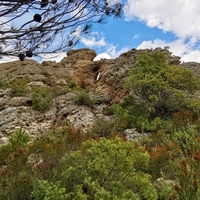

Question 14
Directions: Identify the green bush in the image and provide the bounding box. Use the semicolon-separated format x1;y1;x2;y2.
9;78;29;96
103;104;117;115
90;118;114;138
125;52;200;119
8;129;30;150
50;86;69;97
114;102;173;132
114;96;148;131
59;138;158;200
66;76;78;90
74;91;94;107
32;87;53;112
32;180;67;200
136;116;173;133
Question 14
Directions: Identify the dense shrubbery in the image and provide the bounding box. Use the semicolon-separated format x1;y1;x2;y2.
113;52;200;132
0;52;200;199
1;124;200;199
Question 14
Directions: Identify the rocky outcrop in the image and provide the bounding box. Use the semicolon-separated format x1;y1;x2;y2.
66;48;96;61
180;62;200;76
0;47;198;144
0;87;109;144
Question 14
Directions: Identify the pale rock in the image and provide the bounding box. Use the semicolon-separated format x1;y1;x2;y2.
7;97;32;107
66;105;95;131
123;128;152;141
27;81;47;87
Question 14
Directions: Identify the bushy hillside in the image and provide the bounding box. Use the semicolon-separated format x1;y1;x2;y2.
0;48;200;199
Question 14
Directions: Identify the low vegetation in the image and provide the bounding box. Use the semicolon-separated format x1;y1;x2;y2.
32;87;53;112
9;78;29;97
0;52;200;199
90;118;114;138
74;90;95;107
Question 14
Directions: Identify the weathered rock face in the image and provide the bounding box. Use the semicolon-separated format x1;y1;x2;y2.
0;47;198;144
0;87;109;145
66;48;96;61
180;62;200;77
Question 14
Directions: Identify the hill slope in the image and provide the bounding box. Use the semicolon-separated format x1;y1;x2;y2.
0;48;199;144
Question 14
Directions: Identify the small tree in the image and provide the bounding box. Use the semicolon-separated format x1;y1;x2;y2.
8;129;30;150
126;52;200;120
163;126;200;199
57;138;158;199
0;129;32;200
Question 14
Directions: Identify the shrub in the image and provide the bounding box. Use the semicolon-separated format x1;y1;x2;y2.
32;87;53;112
8;129;30;150
50;86;69;97
114;95;173;132
9;78;29;96
90;118;114;138
136;116;173;133
32;180;67;200
103;104;117;115
0;129;32;200
59;138;158;200
66;76;78;90
74;91;94;107
126;52;200;119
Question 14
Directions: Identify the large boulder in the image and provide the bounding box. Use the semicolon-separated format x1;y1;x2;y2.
66;48;96;61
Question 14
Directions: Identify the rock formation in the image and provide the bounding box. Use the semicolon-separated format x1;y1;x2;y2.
0;48;199;144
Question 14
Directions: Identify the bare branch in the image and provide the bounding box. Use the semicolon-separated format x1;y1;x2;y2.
0;0;124;60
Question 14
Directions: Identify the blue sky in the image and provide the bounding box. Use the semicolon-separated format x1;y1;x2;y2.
76;18;178;59
73;0;200;63
1;0;200;63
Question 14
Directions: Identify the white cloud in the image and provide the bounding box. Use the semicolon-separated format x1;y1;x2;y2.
79;31;129;61
136;38;200;62
124;0;200;41
0;56;18;64
39;52;67;63
106;44;129;58
94;53;111;61
80;32;106;47
137;39;188;56
181;50;200;63
107;0;122;6
133;34;140;40
94;44;129;61
125;0;200;62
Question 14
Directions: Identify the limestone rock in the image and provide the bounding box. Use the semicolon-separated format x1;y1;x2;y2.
123;129;152;141
0;89;11;107
7;97;32;107
0;106;57;138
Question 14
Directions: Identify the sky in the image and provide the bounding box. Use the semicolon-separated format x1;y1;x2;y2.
76;0;200;63
1;0;200;63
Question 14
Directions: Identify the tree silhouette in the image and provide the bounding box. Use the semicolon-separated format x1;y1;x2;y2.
0;0;123;60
